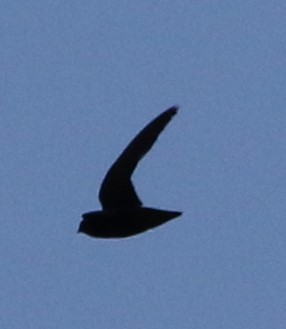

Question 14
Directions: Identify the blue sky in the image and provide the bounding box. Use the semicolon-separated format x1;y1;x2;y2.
1;1;286;328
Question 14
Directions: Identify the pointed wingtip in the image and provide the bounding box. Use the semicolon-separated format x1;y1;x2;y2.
167;105;179;116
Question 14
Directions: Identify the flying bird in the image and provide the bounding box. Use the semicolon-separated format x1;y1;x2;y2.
78;106;182;238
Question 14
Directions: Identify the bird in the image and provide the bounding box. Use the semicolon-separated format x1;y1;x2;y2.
78;106;182;238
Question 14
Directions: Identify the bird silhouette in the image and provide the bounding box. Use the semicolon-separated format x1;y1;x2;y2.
78;106;182;238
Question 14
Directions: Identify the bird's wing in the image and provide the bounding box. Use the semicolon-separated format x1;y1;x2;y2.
99;106;179;210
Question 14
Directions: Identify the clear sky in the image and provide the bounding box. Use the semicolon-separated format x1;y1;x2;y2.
1;1;286;328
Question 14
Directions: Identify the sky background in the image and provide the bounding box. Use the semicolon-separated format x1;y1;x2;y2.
1;1;286;328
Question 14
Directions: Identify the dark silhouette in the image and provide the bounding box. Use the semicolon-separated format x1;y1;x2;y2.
78;106;182;238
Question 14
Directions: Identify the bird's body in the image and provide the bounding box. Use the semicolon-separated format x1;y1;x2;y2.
80;208;181;238
78;106;182;239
